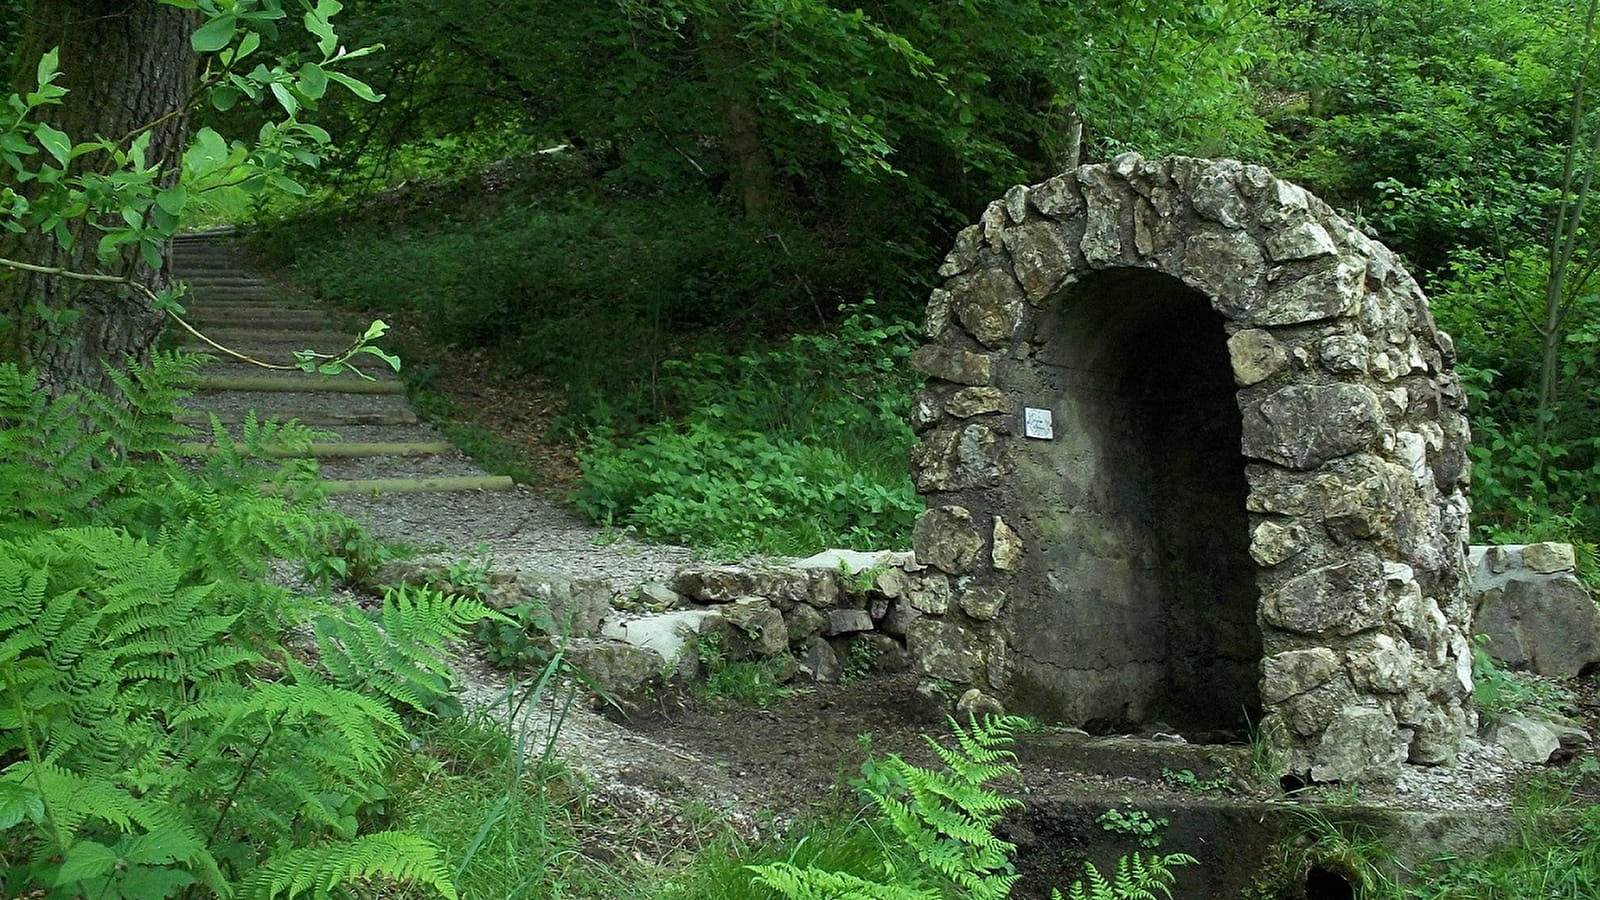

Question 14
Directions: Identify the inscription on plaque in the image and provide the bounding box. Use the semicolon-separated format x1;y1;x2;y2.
1024;407;1054;440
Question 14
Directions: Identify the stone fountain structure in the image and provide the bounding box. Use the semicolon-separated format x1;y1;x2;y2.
908;153;1475;782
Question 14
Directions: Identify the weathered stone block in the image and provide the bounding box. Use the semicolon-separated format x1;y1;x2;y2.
566;640;662;697
881;599;922;637
1261;648;1341;704
913;506;985;575
1310;706;1406;782
1076;167;1131;264
959;586;1006;620
825;609;874;636
1263;557;1386;636
908;619;978;682
991;516;1023;570
1249;520;1305;567
946;386;1014;418
952;267;1026;348
911;425;1005;492
784;603;827;644
937;225;981;278
1028;173;1084;219
1183;228;1265;313
910;345;993;385
1487;714;1562;765
1345;634;1413;694
804;636;842;683
722;599;789;658
1004;220;1075;303
1473;576;1600;677
1227;329;1288;386
1523;542;1577;574
1266;220;1338;261
515;573;613;637
906;574;953;615
1240;383;1383;469
1257;259;1361;325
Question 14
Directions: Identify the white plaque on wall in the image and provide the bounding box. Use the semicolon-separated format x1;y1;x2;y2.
1024;407;1054;440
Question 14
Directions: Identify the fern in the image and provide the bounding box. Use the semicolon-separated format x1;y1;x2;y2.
1052;852;1196;900
749;860;941;899
862;715;1025;900
242;830;459;899
753;715;1027;900
313;585;498;717
0;360;464;900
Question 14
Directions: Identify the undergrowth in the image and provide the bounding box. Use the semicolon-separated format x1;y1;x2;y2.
0;355;492;898
574;303;922;556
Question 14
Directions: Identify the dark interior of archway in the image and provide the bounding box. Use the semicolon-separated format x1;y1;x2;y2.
1034;268;1261;738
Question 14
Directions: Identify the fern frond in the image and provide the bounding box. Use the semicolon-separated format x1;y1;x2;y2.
241;830;459;899
1053;852;1197;900
313;585;492;716
747;861;940;899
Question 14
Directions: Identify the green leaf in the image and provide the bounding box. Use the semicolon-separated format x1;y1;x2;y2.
185;126;229;174
305;3;339;58
269;81;299;116
361;319;389;341
266;173;307;196
56;840;117;884
357;345;402;372
298;62;328;100
325;70;384;103
191;14;238;53
33;123;70;165
210;84;241;111
0;781;43;829
156;187;187;216
34;47;60;92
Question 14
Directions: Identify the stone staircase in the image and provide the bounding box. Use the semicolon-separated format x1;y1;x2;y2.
167;229;514;495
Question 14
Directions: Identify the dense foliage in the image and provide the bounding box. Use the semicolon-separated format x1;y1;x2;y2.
573;303;921;554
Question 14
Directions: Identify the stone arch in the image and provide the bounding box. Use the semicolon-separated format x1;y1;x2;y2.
908;154;1475;782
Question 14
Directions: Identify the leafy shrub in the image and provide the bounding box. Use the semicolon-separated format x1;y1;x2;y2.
574;303;922;556
0;357;483;899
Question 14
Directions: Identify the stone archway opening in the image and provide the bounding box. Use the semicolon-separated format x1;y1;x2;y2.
1008;267;1260;738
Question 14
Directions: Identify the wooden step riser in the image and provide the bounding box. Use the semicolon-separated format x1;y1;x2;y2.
179;441;451;459
195;374;406;394
315;476;515;495
178;411;420;426
184;315;337;329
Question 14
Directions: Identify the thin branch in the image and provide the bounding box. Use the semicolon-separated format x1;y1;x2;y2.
1;255;366;373
0;255;131;284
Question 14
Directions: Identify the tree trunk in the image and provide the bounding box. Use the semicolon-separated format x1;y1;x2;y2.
699;22;778;221
0;0;198;395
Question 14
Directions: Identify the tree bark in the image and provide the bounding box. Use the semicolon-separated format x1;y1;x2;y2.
1;0;198;395
699;21;778;221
